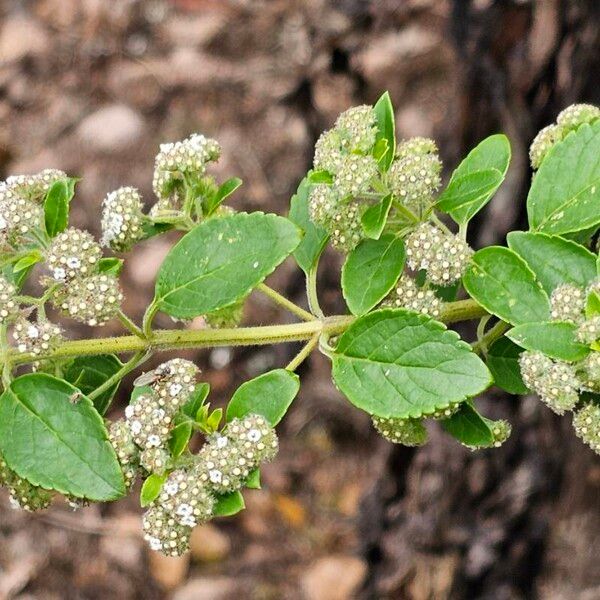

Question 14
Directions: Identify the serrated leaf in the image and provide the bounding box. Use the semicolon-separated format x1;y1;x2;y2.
0;374;125;500
374;91;396;171
341;234;405;316
288;177;329;274
140;473;167;507
64;355;123;415
437;134;510;224
213;490;245;517
361;194;392;239
441;402;495;447
528;121;600;234
203;177;242;216
226;369;299;426
331;309;492;418
507;321;590;361
463;246;550;325
44;178;76;237
507;231;597;294
486;337;528;395
97;257;124;276
154;212;301;319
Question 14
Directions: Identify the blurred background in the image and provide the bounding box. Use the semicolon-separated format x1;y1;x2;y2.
1;0;599;598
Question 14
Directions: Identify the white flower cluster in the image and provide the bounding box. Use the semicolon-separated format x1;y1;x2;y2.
405;222;473;286
573;402;600;454
0;453;53;512
46;228;102;282
372;415;428;446
0;276;18;324
12;317;62;356
380;275;444;318
108;419;140;490
529;103;600;169
100;186;145;252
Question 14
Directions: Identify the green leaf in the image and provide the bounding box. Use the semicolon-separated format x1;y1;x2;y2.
462;246;550;325
331;309;492;418
141;220;173;240
97;257;124;276
507;231;597;294
373;91;396;171
341;234;405;316
0;374;125;500
308;170;334;184
13;250;43;273
528;121;600;234
437;134;510;224
441;403;495;447
361;194;392;239
207;407;223;432
288;177;329;274
64;355;123;415
213;491;245;517
140;473;167;508
587;290;600;318
168;419;193;457
245;468;261;490
203;177;242;216
486;337;528;395
155;212;301;319
182;383;210;419
507;321;590;361
226;369;300;426
44;178;76;237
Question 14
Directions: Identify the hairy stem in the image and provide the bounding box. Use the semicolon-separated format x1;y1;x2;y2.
306;267;324;318
256;284;315;322
286;333;320;371
118;311;145;338
472;320;510;355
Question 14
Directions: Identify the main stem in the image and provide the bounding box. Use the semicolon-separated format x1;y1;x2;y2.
1;299;487;367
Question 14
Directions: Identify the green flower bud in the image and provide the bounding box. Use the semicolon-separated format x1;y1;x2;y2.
0;276;19;324
572;402;600;454
334;105;377;153
519;351;553;391
372;415;428;446
108;419;139;490
313;129;345;174
56;274;122;326
427;403;461;420
556;103;600;131
405;223;473;286
529;124;562;170
330;200;365;253
577;316;600;344
143;505;192;556
536;360;580;415
101;186;145;252
380;275;444;319
157;469;215;528
0;454;52;512
46;228;102;282
333;154;378;198
12;318;62;356
550;283;586;323
489;419;512;448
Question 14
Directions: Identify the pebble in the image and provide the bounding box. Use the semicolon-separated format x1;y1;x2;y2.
0;16;50;64
301;555;367;600
172;577;236;600
189;523;231;562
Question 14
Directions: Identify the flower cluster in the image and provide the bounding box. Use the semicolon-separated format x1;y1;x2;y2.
0;277;18;324
0;453;53;512
142;412;278;556
108;419;140;490
372;415;428;446
573;403;600;454
529;103;600;169
380;274;444;318
12;317;62;356
405;223;473;286
101;187;145;252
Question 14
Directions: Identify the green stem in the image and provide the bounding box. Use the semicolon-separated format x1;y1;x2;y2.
1;299;489;368
472;320;510;355
286;333;320;371
87;350;151;402
256;284;315;322
306;267;324;318
142;300;159;339
118;310;145;338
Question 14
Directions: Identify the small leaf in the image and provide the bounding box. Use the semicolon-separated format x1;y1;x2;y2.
182;383;210;419
288;177;329;274
226;369;300;426
13;250;43;273
507;231;597;294
441;402;495;447
97;257;124;276
203;177;242;216
373;91;396;171
486;337;528;395
507;321;590;361
44;178;76;237
463;246;550;325
587;290;600;318
437;134;510;224
528;121;600;234
372;138;389;163
341;234;405;316
155;212;301;319
331;309;492;418
308;170;334;184
0;374;125;500
213;491;245;517
168;419;193;458
246;469;261;489
140;473;167;508
207;408;223;432
361;194;392;239
64;355;123;415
